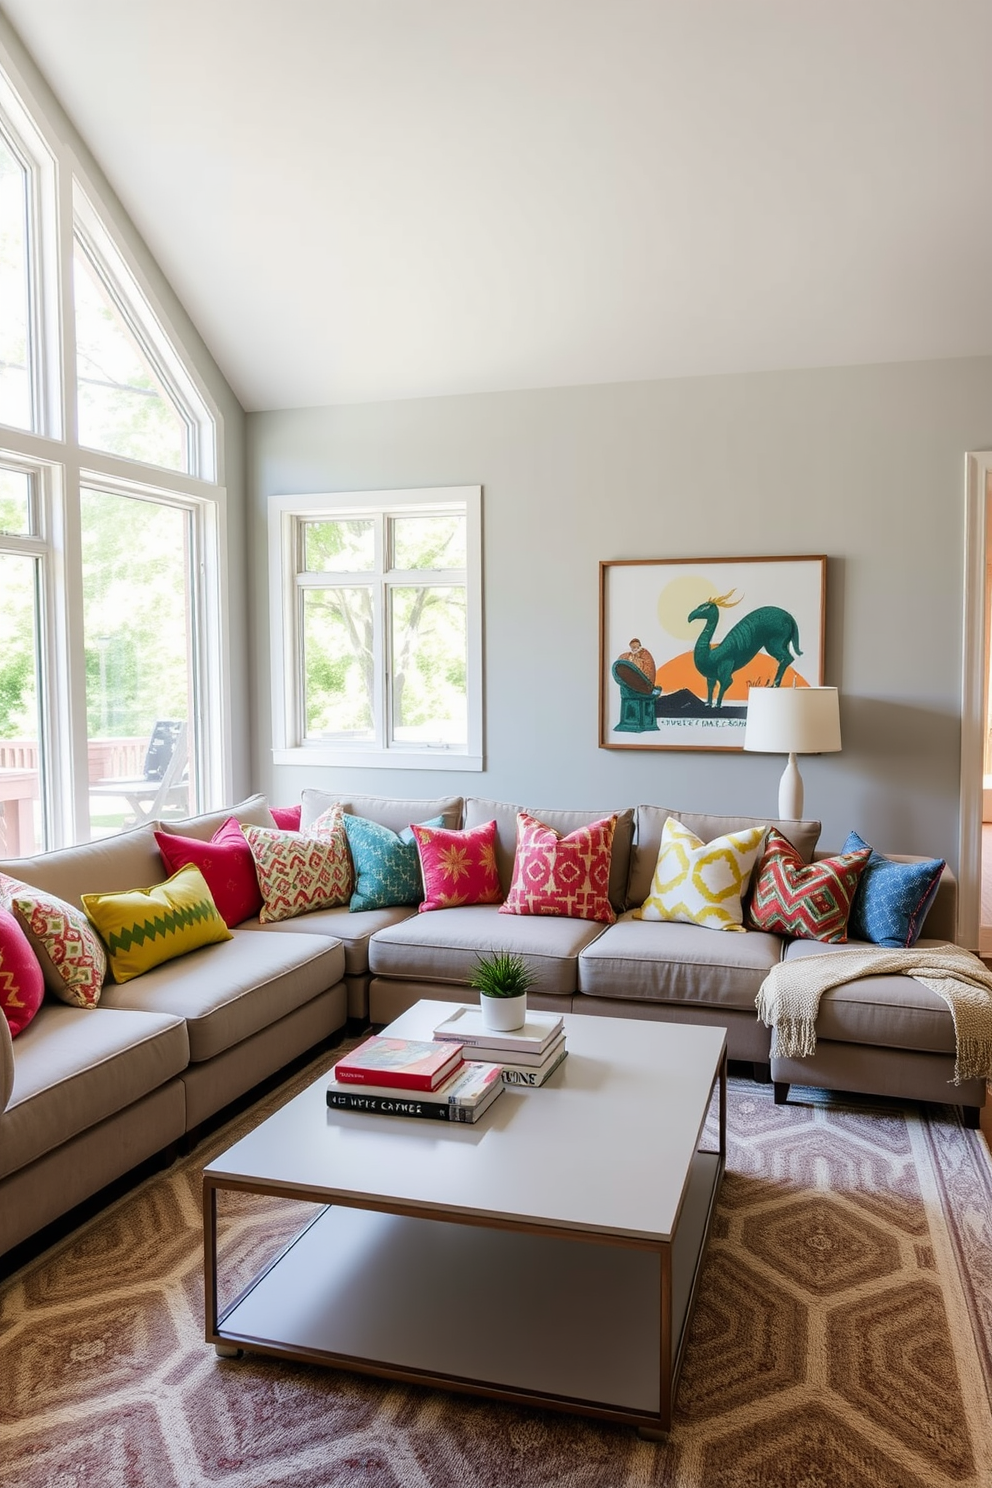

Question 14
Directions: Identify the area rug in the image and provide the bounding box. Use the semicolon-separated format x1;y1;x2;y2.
1;1049;991;1488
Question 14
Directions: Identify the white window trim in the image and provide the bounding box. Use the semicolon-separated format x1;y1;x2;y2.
269;486;483;771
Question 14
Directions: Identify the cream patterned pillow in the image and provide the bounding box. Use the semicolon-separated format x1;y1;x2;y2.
241;804;353;924
633;817;767;932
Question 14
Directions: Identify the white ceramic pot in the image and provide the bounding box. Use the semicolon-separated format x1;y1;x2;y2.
480;993;527;1031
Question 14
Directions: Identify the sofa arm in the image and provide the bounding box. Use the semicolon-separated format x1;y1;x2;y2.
0;1010;13;1115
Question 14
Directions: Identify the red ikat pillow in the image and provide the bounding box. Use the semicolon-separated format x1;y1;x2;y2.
499;811;618;924
746;828;872;942
411;819;502;912
0;871;107;1007
241;804;353;923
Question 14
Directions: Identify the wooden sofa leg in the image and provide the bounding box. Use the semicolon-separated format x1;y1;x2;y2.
773;1082;790;1106
962;1105;981;1130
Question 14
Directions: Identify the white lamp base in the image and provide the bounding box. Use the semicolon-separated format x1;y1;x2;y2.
778;753;804;820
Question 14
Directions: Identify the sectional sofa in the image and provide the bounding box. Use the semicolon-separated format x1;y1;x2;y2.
0;787;979;1264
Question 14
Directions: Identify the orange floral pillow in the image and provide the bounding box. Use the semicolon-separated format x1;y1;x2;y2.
410;820;502;912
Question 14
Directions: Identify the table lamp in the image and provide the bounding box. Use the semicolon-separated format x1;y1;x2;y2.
743;685;842;819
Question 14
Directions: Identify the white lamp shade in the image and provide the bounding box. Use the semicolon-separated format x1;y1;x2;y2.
743;686;842;755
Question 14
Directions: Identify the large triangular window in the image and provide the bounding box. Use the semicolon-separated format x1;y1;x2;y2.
72;187;216;478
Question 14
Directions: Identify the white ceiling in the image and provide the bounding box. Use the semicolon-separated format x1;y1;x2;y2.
3;0;991;412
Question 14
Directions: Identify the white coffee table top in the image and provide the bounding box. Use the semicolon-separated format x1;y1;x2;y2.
205;1002;725;1242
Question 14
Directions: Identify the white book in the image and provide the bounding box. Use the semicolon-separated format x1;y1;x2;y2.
433;1005;564;1054
498;1045;568;1087
458;1030;567;1070
327;1060;502;1110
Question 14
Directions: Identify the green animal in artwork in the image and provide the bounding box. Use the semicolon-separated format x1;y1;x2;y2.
688;589;802;707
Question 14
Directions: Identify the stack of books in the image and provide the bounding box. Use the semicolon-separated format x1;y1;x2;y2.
432;1006;567;1086
326;1034;504;1123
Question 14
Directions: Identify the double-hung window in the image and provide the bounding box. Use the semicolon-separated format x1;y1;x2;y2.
0;46;228;853
271;487;482;770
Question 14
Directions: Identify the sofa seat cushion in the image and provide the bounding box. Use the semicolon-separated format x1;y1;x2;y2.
781;937;957;1053
236;905;417;976
368;904;606;995
0;1003;188;1180
97;930;345;1062
577;913;785;1010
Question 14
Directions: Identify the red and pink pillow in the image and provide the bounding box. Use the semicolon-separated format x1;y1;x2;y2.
0;907;45;1037
0;871;106;1007
155;817;263;928
241;804;353;923
500;812;617;923
270;804;302;831
746;828;872;943
411;820;502;912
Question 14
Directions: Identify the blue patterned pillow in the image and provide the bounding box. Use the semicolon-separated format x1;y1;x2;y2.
842;831;945;948
343;814;445;912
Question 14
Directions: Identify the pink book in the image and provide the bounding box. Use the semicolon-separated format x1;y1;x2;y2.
333;1035;465;1091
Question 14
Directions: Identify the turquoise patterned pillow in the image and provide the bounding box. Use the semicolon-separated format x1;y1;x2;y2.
842;831;945;948
343;814;444;912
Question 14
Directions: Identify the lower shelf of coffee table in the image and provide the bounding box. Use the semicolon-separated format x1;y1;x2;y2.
212;1148;721;1421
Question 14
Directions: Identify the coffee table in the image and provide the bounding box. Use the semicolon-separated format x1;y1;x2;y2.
203;1001;726;1435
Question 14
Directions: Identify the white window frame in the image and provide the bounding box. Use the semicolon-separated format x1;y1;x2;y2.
270;486;483;771
0;42;231;847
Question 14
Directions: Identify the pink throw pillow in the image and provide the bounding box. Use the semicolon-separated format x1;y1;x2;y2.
155;817;263;928
0;907;45;1037
270;804;302;831
411;820;502;912
500;812;618;923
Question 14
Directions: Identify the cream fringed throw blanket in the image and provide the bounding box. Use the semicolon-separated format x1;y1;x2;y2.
756;944;992;1086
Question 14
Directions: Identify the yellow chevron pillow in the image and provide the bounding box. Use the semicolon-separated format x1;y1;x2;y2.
633;817;767;932
82;863;232;983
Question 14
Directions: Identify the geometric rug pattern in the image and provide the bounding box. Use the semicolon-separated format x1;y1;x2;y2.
1;1050;991;1488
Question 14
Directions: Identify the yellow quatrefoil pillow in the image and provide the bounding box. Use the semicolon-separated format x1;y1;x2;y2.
633;817;767;932
82;863;232;983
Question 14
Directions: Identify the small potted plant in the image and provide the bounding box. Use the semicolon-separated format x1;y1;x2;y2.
469;950;535;1031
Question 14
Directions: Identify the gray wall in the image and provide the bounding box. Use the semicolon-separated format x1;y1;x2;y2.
247;356;992;867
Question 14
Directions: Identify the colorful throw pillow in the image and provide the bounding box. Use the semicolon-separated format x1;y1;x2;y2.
746;829;872;943
82;864;232;983
0;907;45;1036
411;819;502;912
0;871;107;1007
343;814;445;912
155;817;263;928
842;831;945;948
499;812;618;924
270;804;302;831
241;804;353;923
634;817;766;932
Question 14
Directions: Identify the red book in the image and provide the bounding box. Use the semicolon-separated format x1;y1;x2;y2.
333;1035;464;1091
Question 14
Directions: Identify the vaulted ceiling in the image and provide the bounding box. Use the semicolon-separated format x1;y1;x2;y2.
4;0;990;411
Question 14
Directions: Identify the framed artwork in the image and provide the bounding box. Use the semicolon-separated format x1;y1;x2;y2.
599;555;826;751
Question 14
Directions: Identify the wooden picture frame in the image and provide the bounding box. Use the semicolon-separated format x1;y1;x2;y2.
599;555;827;752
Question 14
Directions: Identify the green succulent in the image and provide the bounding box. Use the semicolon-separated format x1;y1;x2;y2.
468;950;535;999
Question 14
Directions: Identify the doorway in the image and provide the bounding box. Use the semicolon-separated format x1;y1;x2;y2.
961;451;992;953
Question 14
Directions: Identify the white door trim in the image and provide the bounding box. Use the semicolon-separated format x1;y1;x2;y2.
959;450;992;951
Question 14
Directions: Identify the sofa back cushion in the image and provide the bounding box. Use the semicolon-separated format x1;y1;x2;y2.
463;797;634;913
300;789;463;835
0;823;164;912
628;805;821;910
155;793;277;842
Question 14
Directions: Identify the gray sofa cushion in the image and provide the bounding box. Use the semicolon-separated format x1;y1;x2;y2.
627;805;822;909
237;904;417;976
98;930;345;1062
154;793;277;841
781;937;956;1053
0;1004;188;1179
463;797;634;913
368;903;606;996
0;824;164;912
577;913;785;1010
300;789;463;833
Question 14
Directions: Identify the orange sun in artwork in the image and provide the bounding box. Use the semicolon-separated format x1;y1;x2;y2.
655;652;808;701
